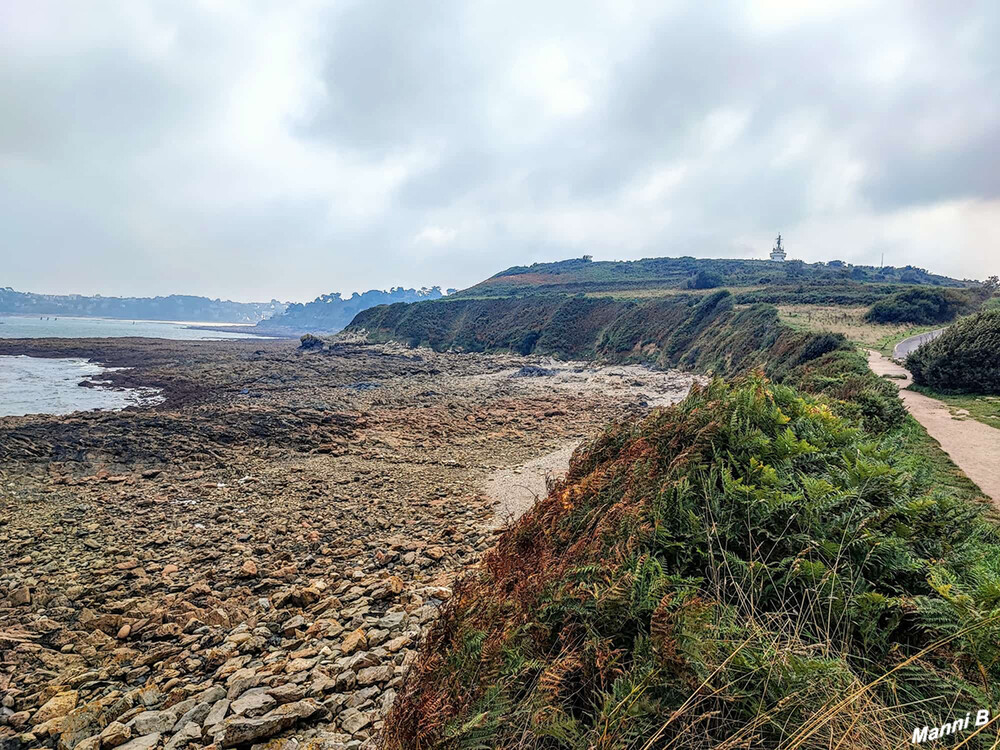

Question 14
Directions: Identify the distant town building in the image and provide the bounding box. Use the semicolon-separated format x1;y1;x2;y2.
770;234;787;262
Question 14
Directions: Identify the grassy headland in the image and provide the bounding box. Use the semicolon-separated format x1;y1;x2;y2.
453;256;970;300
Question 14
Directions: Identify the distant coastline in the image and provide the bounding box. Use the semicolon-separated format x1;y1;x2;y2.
0;314;275;340
0;286;285;324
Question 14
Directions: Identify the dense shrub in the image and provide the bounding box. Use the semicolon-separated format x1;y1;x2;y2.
687;269;723;289
386;376;1000;749
865;286;975;325
907;310;1000;393
787;349;907;433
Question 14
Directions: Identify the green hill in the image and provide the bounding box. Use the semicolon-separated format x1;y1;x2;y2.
256;286;444;334
455;256;972;303
0;287;285;323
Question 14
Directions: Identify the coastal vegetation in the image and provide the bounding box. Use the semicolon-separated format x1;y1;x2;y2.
456;257;970;300
777;305;939;352
686;270;722;289
258;286;446;334
906;310;1000;394
864;286;980;325
385;374;999;749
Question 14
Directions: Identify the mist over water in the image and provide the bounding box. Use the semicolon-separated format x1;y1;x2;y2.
0;315;269;340
0;356;162;417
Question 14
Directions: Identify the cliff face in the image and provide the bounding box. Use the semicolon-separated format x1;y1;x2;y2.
349;292;799;371
258;286;444;334
0;287;285;323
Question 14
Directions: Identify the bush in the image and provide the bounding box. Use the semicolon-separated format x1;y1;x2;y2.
787;349;907;433
385;375;1000;749
687;270;723;289
906;309;1000;393
298;333;324;350
865;286;974;325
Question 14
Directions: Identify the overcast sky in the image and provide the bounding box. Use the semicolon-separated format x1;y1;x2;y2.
2;1;997;302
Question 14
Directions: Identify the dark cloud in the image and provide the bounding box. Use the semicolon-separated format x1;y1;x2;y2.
0;1;995;302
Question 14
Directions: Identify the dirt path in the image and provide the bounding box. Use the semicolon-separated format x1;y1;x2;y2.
867;350;1000;502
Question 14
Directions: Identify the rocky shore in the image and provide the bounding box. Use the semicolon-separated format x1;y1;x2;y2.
0;339;697;749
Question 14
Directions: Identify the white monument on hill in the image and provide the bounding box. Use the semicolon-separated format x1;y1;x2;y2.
770;234;787;262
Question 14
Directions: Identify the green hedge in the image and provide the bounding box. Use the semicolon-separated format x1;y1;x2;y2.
907;310;1000;393
865;286;978;325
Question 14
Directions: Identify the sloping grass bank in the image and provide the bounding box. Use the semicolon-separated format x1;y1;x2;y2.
384;376;1000;749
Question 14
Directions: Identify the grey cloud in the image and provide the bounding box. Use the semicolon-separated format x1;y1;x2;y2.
304;0;485;150
0;1;997;301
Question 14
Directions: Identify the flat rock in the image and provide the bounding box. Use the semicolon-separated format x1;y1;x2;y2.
231;690;276;718
99;721;132;748
128;710;177;735
117;733;161;750
338;707;370;736
218;699;325;748
164;721;201;750
203;698;230;729
340;628;367;655
356;666;394;686
34;690;79;725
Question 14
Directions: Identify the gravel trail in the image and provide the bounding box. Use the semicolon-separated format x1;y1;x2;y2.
868;349;1000;503
892;328;946;360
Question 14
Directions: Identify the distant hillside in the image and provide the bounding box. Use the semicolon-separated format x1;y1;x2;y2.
258;286;445;334
0;287;285;323
345;256;985;359
457;256;974;303
349;291;847;377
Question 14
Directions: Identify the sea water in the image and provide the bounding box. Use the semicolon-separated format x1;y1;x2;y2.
0;315;268;340
0;355;163;417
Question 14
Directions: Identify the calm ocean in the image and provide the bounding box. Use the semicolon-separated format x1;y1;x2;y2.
0;356;163;417
0;315;268;340
0;315;268;417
